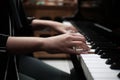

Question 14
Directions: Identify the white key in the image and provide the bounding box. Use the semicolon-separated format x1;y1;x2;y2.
80;54;120;80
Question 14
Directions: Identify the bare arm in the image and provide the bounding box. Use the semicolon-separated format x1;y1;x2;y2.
6;33;89;55
6;37;44;54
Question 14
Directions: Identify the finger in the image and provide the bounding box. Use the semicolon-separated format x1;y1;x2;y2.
70;35;86;43
66;48;88;55
70;26;78;31
70;41;90;51
66;27;78;32
71;33;84;36
66;48;80;55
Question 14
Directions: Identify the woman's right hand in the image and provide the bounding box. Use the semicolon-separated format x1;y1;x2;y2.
41;33;90;55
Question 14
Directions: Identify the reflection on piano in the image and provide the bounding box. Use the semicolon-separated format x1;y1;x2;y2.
63;0;120;80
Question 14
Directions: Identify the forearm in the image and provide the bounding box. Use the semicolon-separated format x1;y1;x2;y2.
6;37;44;54
31;19;63;30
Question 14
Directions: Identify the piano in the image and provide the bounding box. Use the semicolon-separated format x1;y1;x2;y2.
63;0;120;80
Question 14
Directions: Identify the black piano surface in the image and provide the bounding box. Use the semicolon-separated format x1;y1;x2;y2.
63;0;120;80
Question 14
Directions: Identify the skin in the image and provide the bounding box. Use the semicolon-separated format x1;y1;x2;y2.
6;19;89;55
31;19;78;33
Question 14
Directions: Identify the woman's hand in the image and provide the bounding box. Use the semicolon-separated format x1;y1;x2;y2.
41;33;90;55
31;19;78;34
53;24;78;34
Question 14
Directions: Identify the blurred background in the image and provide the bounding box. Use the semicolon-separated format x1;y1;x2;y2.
22;0;77;20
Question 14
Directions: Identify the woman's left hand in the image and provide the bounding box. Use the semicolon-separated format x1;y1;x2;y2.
31;19;78;34
52;23;78;34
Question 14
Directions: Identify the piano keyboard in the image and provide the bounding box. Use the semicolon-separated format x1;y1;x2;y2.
80;54;120;80
63;21;95;54
62;21;120;80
